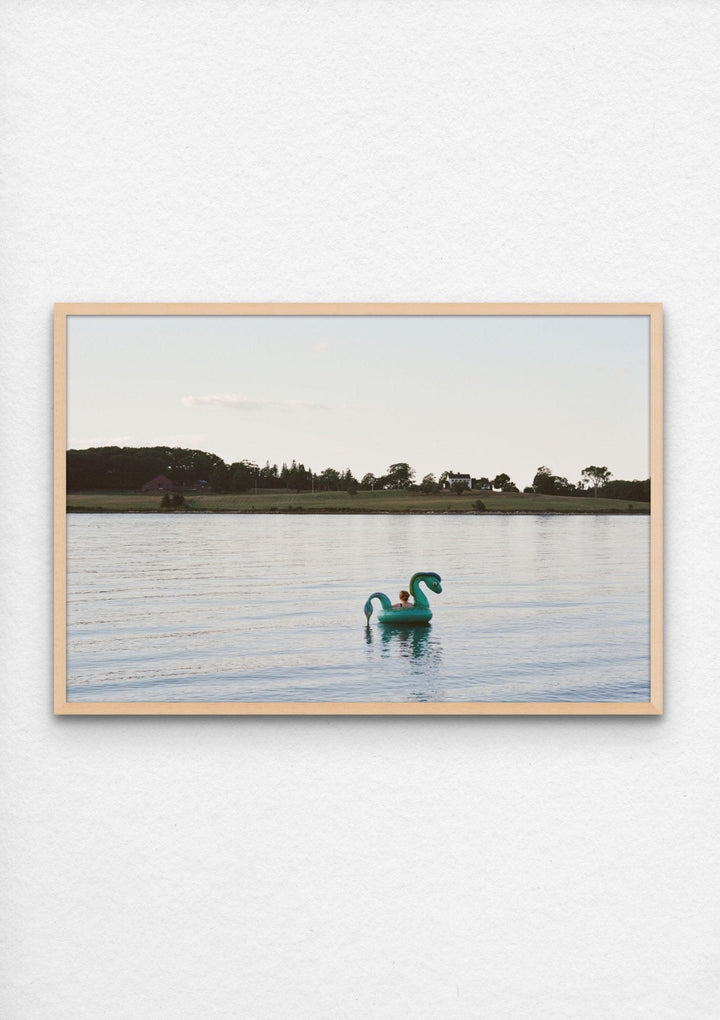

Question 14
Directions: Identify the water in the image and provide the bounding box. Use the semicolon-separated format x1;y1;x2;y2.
66;513;650;703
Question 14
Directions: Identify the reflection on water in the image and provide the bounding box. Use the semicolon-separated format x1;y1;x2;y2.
364;624;444;700
369;623;441;664
67;513;651;703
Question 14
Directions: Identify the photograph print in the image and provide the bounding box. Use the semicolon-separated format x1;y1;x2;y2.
54;303;662;715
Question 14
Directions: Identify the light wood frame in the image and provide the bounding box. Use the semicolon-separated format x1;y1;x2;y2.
54;302;663;715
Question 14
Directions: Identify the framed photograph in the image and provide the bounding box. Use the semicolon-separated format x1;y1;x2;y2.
54;303;662;715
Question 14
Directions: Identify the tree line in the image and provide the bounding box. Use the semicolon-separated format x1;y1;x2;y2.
529;465;649;502
66;446;649;501
66;447;421;494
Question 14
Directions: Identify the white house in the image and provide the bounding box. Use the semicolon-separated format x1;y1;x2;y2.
446;473;472;489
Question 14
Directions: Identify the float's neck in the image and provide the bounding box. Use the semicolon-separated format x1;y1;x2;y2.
409;574;430;609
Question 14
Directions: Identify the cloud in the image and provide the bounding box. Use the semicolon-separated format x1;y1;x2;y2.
181;394;263;410
277;399;326;411
182;393;326;411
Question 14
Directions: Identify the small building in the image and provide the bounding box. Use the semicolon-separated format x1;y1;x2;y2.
447;473;472;489
142;474;174;492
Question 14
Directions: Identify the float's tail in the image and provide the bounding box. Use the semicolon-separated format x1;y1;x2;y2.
364;592;391;622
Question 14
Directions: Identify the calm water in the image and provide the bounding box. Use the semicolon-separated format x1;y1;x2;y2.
66;514;650;703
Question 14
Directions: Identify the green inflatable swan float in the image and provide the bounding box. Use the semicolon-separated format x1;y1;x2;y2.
364;571;442;626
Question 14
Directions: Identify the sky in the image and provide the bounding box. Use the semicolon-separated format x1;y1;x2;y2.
66;313;651;489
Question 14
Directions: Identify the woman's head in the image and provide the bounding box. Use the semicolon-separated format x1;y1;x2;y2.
399;590;410;602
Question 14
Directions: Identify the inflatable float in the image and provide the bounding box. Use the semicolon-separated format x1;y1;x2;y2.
364;571;442;626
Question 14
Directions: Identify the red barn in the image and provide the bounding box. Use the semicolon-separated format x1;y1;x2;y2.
142;474;174;492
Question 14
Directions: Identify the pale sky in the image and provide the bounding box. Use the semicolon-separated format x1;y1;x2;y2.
66;314;650;489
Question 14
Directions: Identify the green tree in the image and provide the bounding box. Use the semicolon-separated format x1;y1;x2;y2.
66;449;108;490
493;473;515;491
533;466;576;496
318;467;342;490
552;476;574;495
297;463;313;491
341;468;358;492
420;473;438;493
229;460;257;492
66;444;229;492
533;466;556;495
209;463;230;492
581;465;612;497
283;459;313;492
603;478;650;502
385;462;415;489
167;447;225;487
258;461;280;488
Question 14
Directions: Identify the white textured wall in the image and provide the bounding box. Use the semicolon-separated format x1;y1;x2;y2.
2;3;719;1017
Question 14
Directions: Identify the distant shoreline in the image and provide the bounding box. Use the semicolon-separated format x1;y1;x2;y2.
66;490;650;516
67;508;649;515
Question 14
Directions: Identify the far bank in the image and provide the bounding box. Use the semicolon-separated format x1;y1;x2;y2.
66;490;650;515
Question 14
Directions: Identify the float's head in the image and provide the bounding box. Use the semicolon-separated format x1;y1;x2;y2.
423;572;442;595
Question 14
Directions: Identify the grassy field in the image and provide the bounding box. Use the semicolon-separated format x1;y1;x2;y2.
66;489;650;514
